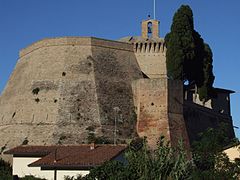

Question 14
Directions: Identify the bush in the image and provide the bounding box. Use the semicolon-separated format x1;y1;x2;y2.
0;158;12;180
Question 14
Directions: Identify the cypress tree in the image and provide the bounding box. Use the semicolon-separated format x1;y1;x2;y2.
165;5;195;81
198;44;215;101
165;5;215;100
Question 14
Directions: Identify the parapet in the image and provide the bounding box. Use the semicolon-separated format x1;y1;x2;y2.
19;37;134;58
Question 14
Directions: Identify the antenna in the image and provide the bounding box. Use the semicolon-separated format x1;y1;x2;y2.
154;0;156;19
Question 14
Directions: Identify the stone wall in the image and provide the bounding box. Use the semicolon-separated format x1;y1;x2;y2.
132;79;169;148
184;101;235;144
132;78;190;150
0;37;142;154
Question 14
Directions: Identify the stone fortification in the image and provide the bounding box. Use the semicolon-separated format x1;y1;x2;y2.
132;79;190;149
119;19;167;79
0;17;235;161
119;36;166;79
0;37;142;152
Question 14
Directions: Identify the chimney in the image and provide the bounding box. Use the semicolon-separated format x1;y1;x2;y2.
90;143;95;150
54;148;57;163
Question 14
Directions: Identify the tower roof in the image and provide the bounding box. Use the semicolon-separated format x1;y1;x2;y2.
119;18;163;43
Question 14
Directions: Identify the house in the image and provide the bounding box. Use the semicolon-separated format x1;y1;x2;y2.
5;144;127;180
223;144;240;161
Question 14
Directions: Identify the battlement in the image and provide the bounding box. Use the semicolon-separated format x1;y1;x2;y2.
133;40;166;53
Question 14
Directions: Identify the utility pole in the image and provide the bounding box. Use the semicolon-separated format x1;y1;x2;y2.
113;107;120;145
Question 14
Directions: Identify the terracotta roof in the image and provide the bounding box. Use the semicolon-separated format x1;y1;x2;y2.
5;144;127;169
4;145;58;156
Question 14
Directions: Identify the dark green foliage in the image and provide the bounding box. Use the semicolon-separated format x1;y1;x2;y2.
165;5;215;100
22;138;29;145
0;144;7;153
32;88;40;95
84;161;126;180
198;44;215;100
165;5;195;81
0;158;12;180
191;124;240;179
64;175;84;180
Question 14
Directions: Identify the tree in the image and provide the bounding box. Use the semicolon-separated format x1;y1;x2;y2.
165;5;195;81
165;5;215;100
0;158;12;180
198;43;215;100
191;124;240;179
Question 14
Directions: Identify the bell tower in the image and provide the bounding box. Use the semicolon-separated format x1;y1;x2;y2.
141;19;160;39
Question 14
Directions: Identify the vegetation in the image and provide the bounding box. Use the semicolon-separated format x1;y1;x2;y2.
165;5;215;101
73;128;240;180
32;88;40;95
87;132;112;144
22;138;29;145
0;158;12;180
19;175;46;180
191;124;240;179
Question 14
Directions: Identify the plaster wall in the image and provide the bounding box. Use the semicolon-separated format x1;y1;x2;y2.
13;157;53;179
224;145;240;161
12;157;89;179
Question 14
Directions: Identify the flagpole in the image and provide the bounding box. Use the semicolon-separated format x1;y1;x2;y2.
154;0;156;19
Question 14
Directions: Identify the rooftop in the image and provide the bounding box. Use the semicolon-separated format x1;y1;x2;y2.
5;144;127;169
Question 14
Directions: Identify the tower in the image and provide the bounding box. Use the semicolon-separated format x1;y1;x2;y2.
120;18;166;79
141;19;160;39
123;18;191;150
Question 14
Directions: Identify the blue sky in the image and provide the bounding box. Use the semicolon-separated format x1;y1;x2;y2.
0;0;240;137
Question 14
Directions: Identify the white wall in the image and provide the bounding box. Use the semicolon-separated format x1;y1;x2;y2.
224;145;240;161
13;157;54;179
13;157;90;180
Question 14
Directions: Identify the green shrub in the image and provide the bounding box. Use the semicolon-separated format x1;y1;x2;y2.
0;158;12;180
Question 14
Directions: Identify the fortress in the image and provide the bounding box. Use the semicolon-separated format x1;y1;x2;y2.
0;18;235;154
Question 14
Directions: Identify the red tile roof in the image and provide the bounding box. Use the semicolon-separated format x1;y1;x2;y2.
5;144;127;168
5;145;58;156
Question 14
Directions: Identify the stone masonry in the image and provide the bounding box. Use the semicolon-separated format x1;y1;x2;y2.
0;37;142;155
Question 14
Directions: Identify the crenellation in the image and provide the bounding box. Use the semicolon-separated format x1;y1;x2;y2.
133;41;165;54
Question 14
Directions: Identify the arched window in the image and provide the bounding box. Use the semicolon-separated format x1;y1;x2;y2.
147;22;153;38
